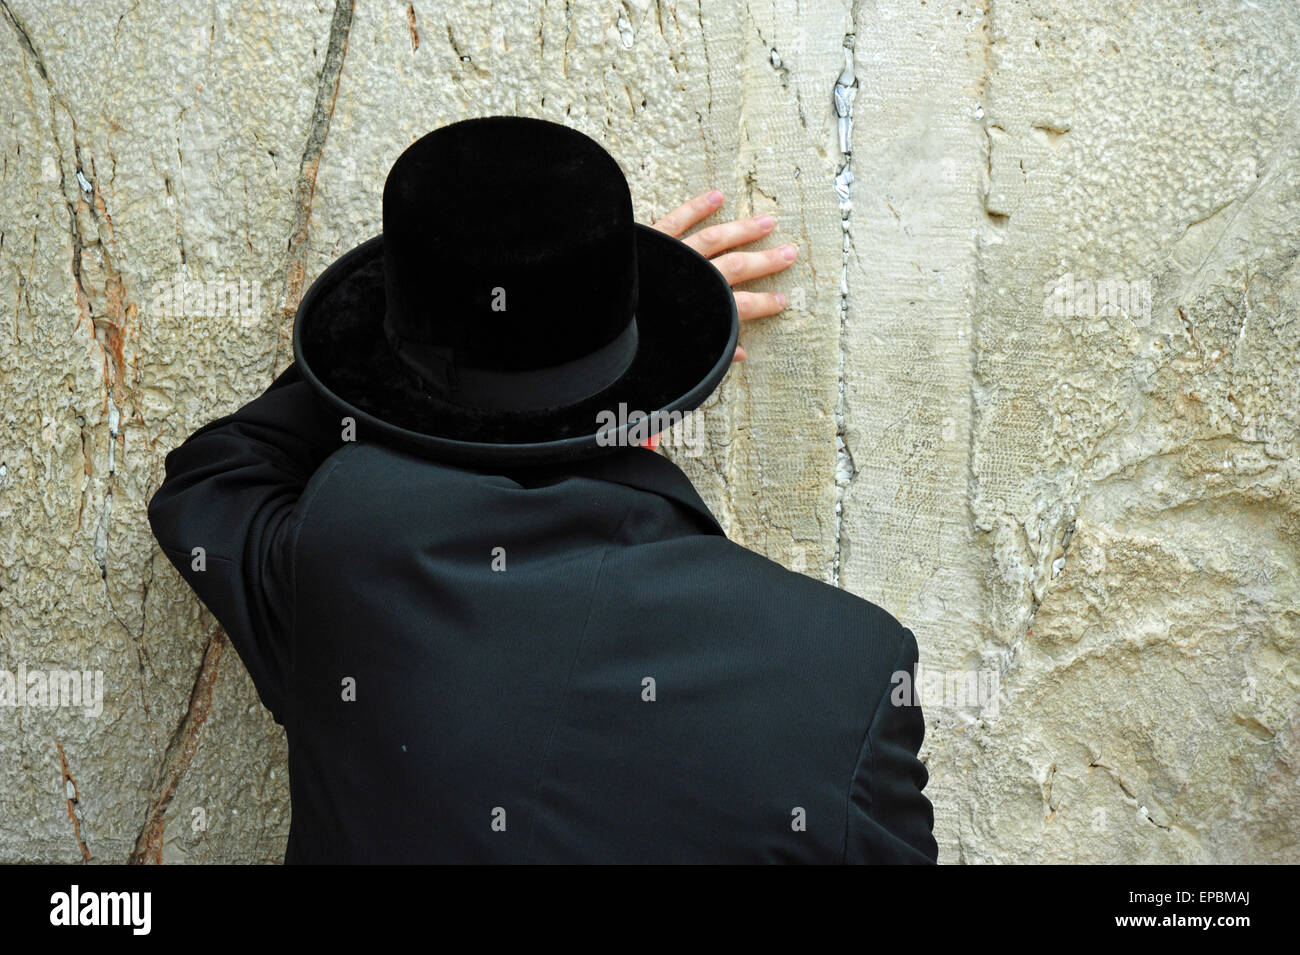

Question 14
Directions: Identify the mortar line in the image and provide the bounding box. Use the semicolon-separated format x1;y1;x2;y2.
831;14;859;588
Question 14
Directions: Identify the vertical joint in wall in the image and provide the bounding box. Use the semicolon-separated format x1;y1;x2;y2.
831;31;858;588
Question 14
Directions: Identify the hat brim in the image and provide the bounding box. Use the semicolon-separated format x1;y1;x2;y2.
293;223;739;467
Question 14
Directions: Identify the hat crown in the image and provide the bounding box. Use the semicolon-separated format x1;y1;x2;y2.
381;116;638;377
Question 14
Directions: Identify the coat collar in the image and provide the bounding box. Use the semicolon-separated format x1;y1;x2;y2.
528;446;726;536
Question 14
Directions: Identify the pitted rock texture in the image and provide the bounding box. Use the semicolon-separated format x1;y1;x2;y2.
0;0;1295;863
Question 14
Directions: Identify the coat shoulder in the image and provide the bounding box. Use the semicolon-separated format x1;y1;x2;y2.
713;536;908;638
643;533;914;695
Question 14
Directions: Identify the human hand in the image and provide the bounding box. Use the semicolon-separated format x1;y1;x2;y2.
637;190;797;449
650;189;796;365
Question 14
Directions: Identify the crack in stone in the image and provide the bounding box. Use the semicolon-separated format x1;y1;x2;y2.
2;1;131;402
4;0;138;637
56;741;92;862
136;554;160;754
1090;760;1172;832
0;0;48;82
406;2;419;52
131;625;227;864
272;0;356;374
694;0;712;115
830;20;858;589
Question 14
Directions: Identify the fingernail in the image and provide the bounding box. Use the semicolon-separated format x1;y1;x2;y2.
776;292;787;307
707;190;724;205
782;245;798;260
756;214;775;230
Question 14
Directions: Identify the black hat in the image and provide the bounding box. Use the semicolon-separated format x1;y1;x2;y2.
292;115;738;466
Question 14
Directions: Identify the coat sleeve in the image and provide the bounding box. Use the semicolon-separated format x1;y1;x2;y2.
147;362;343;724
845;627;939;863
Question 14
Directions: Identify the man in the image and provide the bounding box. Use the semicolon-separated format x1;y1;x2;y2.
148;115;937;863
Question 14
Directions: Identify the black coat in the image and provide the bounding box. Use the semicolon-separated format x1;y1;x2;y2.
148;363;938;863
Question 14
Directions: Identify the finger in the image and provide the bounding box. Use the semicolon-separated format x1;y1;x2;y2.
735;289;789;322
650;190;724;238
681;214;776;258
733;344;747;362
709;244;798;287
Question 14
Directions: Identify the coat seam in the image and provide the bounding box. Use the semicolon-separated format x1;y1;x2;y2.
841;630;908;864
285;443;356;735
523;502;636;863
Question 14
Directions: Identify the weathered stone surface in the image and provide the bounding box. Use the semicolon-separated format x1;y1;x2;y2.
1;0;1295;863
841;0;1300;862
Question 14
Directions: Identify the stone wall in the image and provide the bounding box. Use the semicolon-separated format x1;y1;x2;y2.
1;0;1295;862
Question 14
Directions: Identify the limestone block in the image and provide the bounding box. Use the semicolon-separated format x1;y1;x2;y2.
0;0;1295;863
